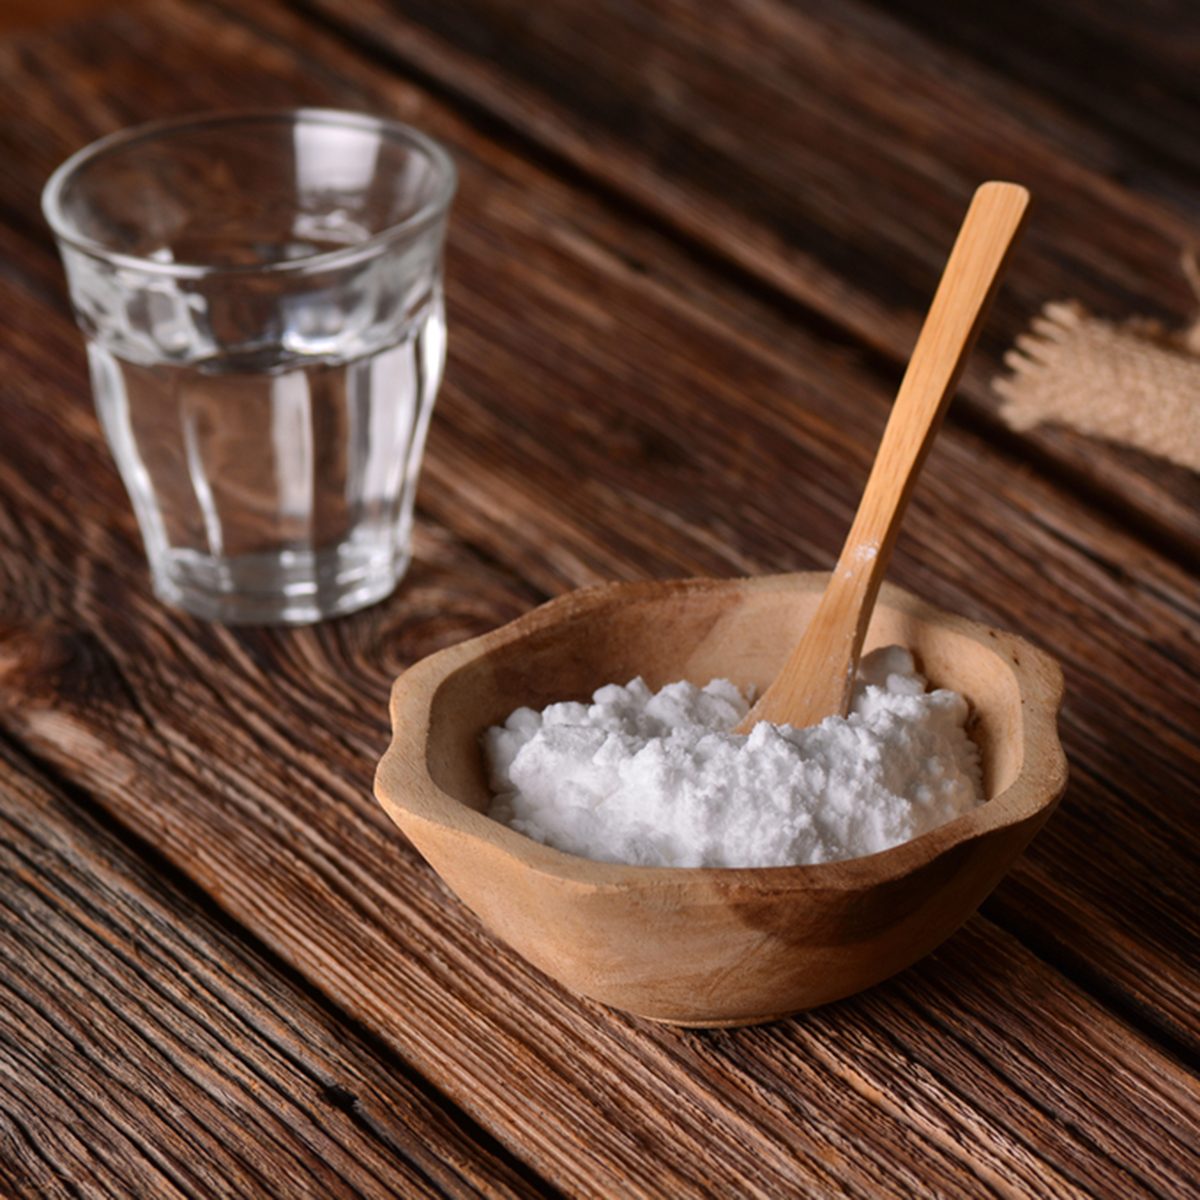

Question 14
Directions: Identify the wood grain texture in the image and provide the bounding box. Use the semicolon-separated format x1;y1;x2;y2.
182;0;1200;1054
880;0;1200;191
300;0;1200;557
0;742;544;1199
0;0;127;35
0;1;1196;1196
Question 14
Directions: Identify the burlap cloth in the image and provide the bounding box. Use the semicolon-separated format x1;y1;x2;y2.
994;259;1200;472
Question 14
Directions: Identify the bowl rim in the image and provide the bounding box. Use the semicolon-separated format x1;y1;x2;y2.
375;574;1067;894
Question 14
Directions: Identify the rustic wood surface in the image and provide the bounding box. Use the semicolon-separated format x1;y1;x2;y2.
0;0;1196;1196
0;743;539;1199
302;0;1200;560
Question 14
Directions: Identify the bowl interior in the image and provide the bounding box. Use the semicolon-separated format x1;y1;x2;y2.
422;579;1026;827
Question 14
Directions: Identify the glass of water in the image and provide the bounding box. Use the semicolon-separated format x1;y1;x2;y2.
43;109;456;624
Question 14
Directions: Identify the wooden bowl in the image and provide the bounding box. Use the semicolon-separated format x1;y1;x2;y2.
376;574;1067;1027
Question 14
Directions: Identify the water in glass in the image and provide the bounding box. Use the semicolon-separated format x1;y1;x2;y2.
43;110;456;624
87;292;445;624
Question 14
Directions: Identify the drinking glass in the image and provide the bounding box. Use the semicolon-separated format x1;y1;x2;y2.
42;109;456;624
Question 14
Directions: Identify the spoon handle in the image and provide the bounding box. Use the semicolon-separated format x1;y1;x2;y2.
741;181;1030;732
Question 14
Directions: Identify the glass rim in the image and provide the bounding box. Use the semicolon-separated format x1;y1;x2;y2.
41;107;458;279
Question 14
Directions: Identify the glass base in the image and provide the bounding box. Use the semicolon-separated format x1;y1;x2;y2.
152;543;409;625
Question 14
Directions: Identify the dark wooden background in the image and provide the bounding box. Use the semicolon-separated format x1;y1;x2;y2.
0;1;1197;1196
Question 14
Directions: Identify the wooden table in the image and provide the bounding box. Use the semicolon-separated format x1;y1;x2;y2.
1;2;1197;1195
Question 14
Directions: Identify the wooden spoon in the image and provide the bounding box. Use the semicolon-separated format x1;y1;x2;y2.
738;181;1030;733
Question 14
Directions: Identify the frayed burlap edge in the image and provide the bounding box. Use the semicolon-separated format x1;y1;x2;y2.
994;287;1200;474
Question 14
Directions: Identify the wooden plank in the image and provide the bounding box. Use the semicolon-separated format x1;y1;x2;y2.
0;0;1196;1053
879;0;1200;193
298;0;1200;557
9;0;1200;1056
0;741;545;1198
0;2;1196;1195
229;0;1200;1056
1;555;1196;1198
0;0;130;36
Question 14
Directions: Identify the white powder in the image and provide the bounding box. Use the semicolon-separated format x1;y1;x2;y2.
483;646;982;868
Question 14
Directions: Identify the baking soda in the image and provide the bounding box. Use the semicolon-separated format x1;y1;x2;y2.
483;646;982;868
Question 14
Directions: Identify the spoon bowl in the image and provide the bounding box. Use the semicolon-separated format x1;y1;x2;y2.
376;574;1066;1027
